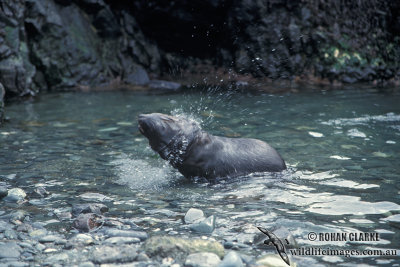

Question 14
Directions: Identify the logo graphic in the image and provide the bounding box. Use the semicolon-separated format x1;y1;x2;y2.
257;227;290;266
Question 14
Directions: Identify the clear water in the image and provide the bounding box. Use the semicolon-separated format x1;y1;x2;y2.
1;87;399;266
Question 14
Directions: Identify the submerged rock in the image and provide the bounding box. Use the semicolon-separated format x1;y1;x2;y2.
4;188;27;203
219;251;244;267
0;242;21;258
184;208;205;224
143;236;224;262
190;215;216;234
90;245;137;264
103;228;148;241
104;236;140;245
185;252;221;267
68;233;94;246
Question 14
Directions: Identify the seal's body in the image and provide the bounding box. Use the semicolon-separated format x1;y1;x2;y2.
138;113;286;179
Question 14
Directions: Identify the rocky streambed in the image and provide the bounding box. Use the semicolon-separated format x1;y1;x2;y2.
0;188;295;267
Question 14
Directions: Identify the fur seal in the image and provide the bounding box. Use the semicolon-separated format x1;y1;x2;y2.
138;113;286;179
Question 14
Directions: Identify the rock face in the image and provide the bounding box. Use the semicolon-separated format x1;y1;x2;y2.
0;0;399;102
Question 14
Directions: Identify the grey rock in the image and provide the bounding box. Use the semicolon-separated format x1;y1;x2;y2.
184;208;205;224
36;243;46;251
104;236;140;245
218;252;244;267
190;215;216;234
69;233;94;245
4;188;26;203
136;252;150;262
78;262;95;267
0;185;8;199
79;192;111;202
90;245;137;264
0;242;21;258
45;252;69;264
124;65;149;85
29;228;47;238
143;236;224;262
16;223;33;233
32;187;50;198
39;234;63;243
148;80;181;91
78;261;95;267
185;252;221;267
4;229;18;239
1;261;29;267
103;229;148;241
0;220;12;232
72;203;109;216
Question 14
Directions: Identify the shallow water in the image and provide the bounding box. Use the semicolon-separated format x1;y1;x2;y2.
1;87;400;266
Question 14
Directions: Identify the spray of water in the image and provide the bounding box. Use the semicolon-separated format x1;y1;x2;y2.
110;153;182;191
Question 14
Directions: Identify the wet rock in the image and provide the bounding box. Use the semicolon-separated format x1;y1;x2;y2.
79;192;111;202
4;188;26;203
190;215;216;234
0;220;13;232
143;236;224;262
136;252;150;262
103;228;148;241
184;208;205;224
32;187;50;198
78;262;95;267
90;245;137;264
72;203;109;216
36;243;46;251
218;251;244;267
185;252;221;267
1;261;29;267
29;228;47;238
16;223;33;233
4;229;18;239
124;65;149;85
69;233;94;245
73;213;103;232
255;254;295;267
0;242;21;258
104;236;140;245
148;80;181;91
39;234;64;243
44;252;69;265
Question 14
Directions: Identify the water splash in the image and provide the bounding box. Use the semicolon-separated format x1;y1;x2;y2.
110;153;181;191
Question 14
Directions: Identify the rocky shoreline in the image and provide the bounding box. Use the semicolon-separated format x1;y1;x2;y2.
0;187;297;267
1;1;399;98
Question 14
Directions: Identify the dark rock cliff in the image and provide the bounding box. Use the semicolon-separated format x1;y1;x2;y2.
0;0;399;120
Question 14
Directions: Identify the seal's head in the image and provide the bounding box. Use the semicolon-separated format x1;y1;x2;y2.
138;113;201;161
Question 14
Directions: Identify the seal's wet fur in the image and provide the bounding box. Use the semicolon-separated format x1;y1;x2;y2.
138;113;286;179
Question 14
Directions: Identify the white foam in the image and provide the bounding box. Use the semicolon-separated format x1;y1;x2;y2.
110;153;179;191
321;112;400;126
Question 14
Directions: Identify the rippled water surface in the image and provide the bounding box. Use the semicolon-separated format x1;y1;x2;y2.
1;87;400;266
